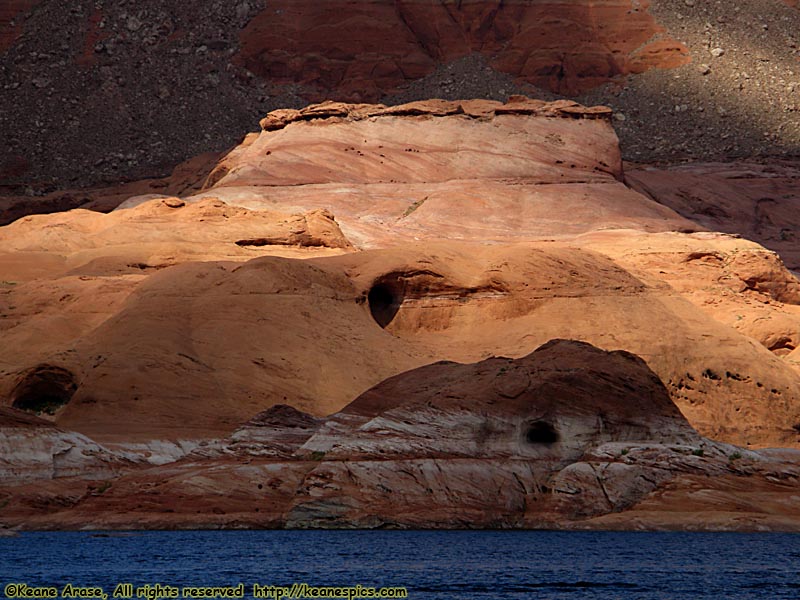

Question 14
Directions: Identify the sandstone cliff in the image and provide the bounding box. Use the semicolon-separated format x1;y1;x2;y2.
2;99;800;530
4;341;800;531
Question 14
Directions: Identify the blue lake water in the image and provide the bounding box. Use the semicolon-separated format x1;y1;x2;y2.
1;530;799;599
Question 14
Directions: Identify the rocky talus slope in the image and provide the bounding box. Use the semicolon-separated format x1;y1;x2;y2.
1;0;798;190
2;98;800;529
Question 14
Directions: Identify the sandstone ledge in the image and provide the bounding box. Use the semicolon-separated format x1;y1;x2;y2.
259;98;614;132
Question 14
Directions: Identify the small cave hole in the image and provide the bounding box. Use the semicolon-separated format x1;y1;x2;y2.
526;421;560;445
11;365;77;415
368;278;404;328
768;337;796;356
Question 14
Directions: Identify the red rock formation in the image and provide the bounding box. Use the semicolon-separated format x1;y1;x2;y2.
3;98;800;531
3;99;800;451
200;99;693;247
4;341;800;531
237;0;689;99
3;231;800;447
626;161;800;271
228;405;324;458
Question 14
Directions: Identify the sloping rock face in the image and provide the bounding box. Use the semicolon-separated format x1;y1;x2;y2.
572;229;800;375
5;341;800;531
3;236;800;447
0;407;133;485
296;339;697;463
194;99;694;247
228;405;324;459
238;0;689;99
0;152;221;226
332;242;800;448
1;196;351;275
626;161;800;272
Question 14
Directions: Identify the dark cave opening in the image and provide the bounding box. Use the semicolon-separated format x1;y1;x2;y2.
11;366;77;415
368;279;404;328
526;421;560;445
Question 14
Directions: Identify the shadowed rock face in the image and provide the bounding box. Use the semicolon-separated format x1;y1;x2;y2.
0;152;222;226
228;405;325;459
626;162;800;272
237;0;688;99
298;339;699;463
5;340;800;531
10;365;77;415
274;340;704;527
273;340;704;528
